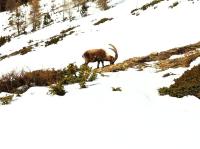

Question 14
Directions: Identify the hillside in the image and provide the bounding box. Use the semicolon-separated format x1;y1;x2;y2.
0;0;200;149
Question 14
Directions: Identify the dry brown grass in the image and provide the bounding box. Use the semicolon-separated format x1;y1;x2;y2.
96;41;200;73
155;51;200;70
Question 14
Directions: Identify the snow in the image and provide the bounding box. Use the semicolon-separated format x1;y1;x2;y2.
0;0;200;149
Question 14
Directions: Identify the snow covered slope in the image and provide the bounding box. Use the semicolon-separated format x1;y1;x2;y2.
0;0;200;149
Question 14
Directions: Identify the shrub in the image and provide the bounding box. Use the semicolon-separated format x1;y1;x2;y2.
112;87;122;92
158;64;200;99
78;65;92;88
49;82;66;96
61;64;98;88
80;3;89;17
43;13;53;27
0;95;14;105
88;70;97;82
0;36;11;47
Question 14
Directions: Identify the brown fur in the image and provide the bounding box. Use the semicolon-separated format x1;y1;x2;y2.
82;44;118;68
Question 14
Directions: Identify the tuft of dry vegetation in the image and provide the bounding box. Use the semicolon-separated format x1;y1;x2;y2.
155;51;200;70
93;18;113;26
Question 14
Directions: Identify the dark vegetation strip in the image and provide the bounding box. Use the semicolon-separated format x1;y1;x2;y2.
159;64;200;99
93;18;113;26
45;26;77;47
131;0;164;14
0;46;32;61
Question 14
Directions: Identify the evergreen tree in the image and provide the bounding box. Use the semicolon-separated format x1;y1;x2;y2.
43;12;53;27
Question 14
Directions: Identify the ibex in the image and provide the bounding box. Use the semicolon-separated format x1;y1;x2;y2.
82;44;118;68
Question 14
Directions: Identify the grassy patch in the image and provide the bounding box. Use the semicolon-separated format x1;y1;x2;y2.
159;64;200;99
94;18;113;25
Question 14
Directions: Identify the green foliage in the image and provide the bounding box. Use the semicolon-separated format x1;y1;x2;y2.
112;87;122;92
88;71;97;82
159;64;200;99
0;95;14;105
61;64;98;89
62;63;79;85
94;18;113;25
0;36;11;47
49;82;66;96
78;65;92;88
